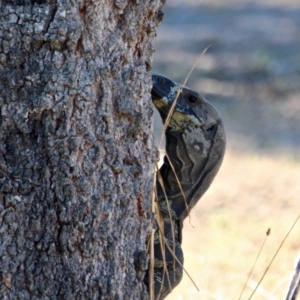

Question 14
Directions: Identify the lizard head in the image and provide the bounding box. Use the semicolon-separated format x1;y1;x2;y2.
152;73;220;135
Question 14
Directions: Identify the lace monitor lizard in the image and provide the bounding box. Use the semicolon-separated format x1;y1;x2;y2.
144;74;226;299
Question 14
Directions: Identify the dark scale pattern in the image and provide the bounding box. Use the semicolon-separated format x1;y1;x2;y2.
145;74;226;299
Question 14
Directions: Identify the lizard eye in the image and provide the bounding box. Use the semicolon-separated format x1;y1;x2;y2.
157;76;164;83
187;95;198;104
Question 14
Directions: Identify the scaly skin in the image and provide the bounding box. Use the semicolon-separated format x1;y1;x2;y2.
145;74;226;299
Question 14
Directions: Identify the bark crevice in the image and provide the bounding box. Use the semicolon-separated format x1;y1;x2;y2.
0;0;165;298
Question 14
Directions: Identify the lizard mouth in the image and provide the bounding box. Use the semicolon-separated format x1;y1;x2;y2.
151;87;163;101
151;73;180;120
151;97;170;120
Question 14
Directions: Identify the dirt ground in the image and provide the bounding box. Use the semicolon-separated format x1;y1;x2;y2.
152;1;300;299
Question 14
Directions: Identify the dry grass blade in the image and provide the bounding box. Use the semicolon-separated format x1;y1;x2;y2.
238;228;271;300
180;45;211;87
248;214;300;300
155;201;171;299
154;162;199;298
151;161;172;299
149;228;155;300
164;152;191;225
156;168;175;296
157;45;211;149
149;162;159;300
152;163;158;214
157;87;182;148
151;46;211;298
153;155;199;298
162;233;200;292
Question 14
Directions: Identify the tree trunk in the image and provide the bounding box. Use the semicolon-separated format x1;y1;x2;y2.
0;0;164;298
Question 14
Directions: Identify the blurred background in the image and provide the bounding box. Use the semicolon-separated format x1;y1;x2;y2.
152;1;300;299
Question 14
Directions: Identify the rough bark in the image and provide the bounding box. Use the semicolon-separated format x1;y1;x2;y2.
0;0;164;299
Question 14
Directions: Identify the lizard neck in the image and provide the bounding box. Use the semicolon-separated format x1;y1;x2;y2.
157;125;224;220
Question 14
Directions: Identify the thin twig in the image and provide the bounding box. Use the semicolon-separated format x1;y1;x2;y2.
158;46;211;149
238;228;271;300
248;214;300;300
